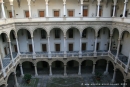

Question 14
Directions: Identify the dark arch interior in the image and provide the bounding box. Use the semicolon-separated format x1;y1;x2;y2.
52;61;64;75
67;60;79;74
16;64;21;77
0;84;6;87
81;60;93;73
126;79;130;87
7;72;15;87
115;69;124;84
37;61;49;75
33;28;47;39
108;61;114;78
22;61;35;75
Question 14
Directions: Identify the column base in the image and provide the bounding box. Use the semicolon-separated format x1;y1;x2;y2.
103;71;109;75
49;74;52;76
64;73;67;76
14;83;19;87
92;72;95;75
64;53;67;58
35;74;38;77
111;79;115;83
94;52;97;57
78;73;81;75
20;74;24;77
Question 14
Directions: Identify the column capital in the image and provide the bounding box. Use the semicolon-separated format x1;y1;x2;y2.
64;35;66;38
80;0;83;4
124;0;128;3
47;35;50;38
113;0;117;5
63;0;66;4
97;0;101;5
45;0;49;3
9;0;13;5
0;0;4;4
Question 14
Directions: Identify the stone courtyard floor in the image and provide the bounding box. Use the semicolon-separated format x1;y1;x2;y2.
17;74;122;87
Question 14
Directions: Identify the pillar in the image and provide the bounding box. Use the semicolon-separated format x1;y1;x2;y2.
79;34;82;58
0;55;6;77
64;65;67;76
108;35;112;53
27;0;32;18
15;37;20;55
115;38;121;63
31;37;35;55
123;79;126;87
49;65;52;76
34;65;38;76
19;64;24;77
112;0;117;17
111;69;116;83
80;0;83;17
92;63;96;74
94;36;97;56
1;1;6;19
64;36;66;58
125;52;130;73
96;0;101;17
8;39;14;64
63;0;66;16
13;72;19;87
104;61;109;75
48;36;51;58
78;64;81;75
45;0;49;17
122;0;128;18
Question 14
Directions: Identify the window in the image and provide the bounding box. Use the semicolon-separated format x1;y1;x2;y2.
29;44;33;52
83;6;88;17
99;6;102;17
68;10;74;17
68;29;73;38
82;29;87;38
55;29;60;38
41;30;46;39
55;44;60;51
25;11;29;18
9;11;12;18
54;10;59;17
39;11;44;17
42;44;47;51
69;43;73;51
27;31;31;39
82;43;86;51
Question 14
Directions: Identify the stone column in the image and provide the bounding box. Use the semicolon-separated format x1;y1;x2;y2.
19;64;24;77
49;65;52;76
123;79;126;87
1;1;6;19
45;0;49;17
34;65;38;76
112;0;117;17
79;34;82;58
47;36;51;58
27;0;32;18
96;0;101;17
15;37;20;55
94;36;97;56
8;39;14;64
122;0;128;18
92;63;96;75
64;65;67;76
13;72;19;87
31;37;35;55
80;0;83;17
0;54;6;77
125;52;130;73
64;36;66;58
115;38;121;63
104;61;109;75
78;64;81;75
108;35;112;53
63;0;66;16
111;69;116;83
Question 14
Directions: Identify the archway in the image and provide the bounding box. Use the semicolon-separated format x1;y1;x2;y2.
108;61;114;78
0;84;6;87
37;61;49;75
7;72;15;87
67;60;79;74
52;60;64;75
97;27;110;51
95;59;107;73
17;29;31;53
81;60;93;74
22;61;34;75
126;79;130;87
15;64;21;77
33;28;47;53
115;69;124;84
82;27;95;51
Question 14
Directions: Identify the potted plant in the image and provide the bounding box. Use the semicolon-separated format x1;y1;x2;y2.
24;74;32;84
95;72;102;81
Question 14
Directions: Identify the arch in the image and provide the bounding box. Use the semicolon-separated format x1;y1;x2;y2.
97;26;111;33
97;27;110;36
51;60;64;65
115;68;125;83
112;28;119;36
0;32;9;39
120;30;130;39
22;61;34;65
36;60;49;65
5;71;15;83
81;59;93;64
10;30;16;40
82;27;95;37
95;59;107;63
17;28;31;36
49;26;65;35
66;26;81;35
33;27;48;36
66;59;79;64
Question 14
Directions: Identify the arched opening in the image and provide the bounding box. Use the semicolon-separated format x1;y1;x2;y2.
97;27;110;51
66;28;80;52
52;60;64;75
95;59;107;73
33;28;47;53
82;27;95;51
67;60;79;74
115;69;124;84
17;29;31;53
22;61;34;75
111;28;119;55
126;79;130;87
37;61;49;75
108;61;114;78
81;60;93;74
7;72;15;87
50;28;64;52
0;84;6;87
